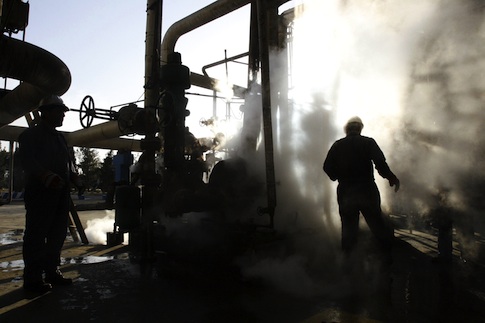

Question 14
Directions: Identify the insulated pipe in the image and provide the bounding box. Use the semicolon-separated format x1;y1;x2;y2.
0;35;71;128
86;138;141;152
0;124;141;151
0;124;27;141
161;0;251;63
64;121;125;147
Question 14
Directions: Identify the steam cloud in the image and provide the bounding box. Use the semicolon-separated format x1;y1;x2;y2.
239;0;485;292
77;0;484;295
286;0;485;250
84;211;116;245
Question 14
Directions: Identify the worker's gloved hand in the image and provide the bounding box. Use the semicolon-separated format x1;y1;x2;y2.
389;177;400;192
44;173;66;190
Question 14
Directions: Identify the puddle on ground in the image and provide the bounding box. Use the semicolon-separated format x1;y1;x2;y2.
63;255;114;265
0;255;116;272
0;259;24;271
0;229;23;245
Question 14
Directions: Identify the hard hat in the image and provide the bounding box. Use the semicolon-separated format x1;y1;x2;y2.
38;95;69;112
344;116;364;134
346;116;363;126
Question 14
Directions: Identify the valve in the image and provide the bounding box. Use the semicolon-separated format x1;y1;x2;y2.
71;95;129;128
71;95;119;128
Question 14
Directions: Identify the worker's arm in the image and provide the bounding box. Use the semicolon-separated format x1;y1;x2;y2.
323;144;339;181
371;139;400;192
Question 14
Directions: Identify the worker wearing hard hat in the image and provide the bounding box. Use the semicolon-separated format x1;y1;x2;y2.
17;95;83;294
323;116;400;258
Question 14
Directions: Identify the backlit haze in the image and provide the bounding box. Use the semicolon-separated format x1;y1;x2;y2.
3;1;485;261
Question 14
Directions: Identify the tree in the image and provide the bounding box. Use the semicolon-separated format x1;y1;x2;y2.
98;150;114;192
76;147;100;191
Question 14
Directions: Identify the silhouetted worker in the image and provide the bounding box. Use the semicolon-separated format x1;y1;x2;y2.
18;95;83;294
323;116;400;257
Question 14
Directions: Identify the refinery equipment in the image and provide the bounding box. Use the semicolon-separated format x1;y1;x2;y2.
3;0;485;276
3;2;485;320
0;0;295;272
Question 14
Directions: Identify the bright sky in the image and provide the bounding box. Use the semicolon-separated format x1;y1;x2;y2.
6;0;259;139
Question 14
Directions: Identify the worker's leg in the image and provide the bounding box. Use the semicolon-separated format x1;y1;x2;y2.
23;190;53;284
360;183;394;251
337;184;360;254
44;191;70;274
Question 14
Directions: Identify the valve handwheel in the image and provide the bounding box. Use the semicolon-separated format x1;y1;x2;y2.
79;95;95;128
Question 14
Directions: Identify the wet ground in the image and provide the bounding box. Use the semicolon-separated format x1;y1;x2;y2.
1;200;485;322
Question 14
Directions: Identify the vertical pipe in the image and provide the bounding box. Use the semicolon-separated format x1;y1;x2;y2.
224;49;230;120
248;1;260;84
212;89;217;117
239;2;261;154
256;0;277;227
144;0;162;113
138;0;162;265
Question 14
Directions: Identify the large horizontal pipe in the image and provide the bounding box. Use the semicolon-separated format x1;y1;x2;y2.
64;121;129;147
0;124;141;151
0;125;25;141
78;137;142;152
0;35;71;128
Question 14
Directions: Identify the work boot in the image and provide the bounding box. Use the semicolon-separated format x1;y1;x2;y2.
23;281;52;294
45;270;73;286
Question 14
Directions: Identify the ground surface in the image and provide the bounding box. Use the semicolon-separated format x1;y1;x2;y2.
1;199;485;322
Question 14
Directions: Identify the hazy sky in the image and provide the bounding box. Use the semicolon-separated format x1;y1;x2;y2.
7;0;257;135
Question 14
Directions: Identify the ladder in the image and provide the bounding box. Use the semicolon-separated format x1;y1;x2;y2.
68;196;89;244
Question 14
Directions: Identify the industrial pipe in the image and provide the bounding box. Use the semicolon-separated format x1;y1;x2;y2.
256;0;277;227
161;0;251;63
65;121;126;147
80;138;141;152
190;71;246;98
0;35;71;128
0;124;23;141
161;0;252;98
0;124;142;151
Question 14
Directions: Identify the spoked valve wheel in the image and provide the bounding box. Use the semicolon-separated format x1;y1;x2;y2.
79;95;95;128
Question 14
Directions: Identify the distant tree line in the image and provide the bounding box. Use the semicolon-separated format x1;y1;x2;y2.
0;143;115;194
75;147;115;193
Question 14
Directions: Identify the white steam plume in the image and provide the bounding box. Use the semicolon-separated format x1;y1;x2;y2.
239;0;485;290
84;211;116;245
